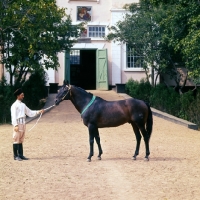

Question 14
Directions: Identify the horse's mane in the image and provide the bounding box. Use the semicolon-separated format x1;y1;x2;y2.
73;85;92;96
73;85;104;101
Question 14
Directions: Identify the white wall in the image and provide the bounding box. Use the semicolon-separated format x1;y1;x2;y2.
110;9;127;85
110;5;147;85
111;0;138;8
55;0;141;86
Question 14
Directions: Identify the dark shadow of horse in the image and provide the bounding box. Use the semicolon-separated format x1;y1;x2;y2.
55;81;153;162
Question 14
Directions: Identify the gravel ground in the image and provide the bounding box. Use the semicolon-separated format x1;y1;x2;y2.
1;90;200;200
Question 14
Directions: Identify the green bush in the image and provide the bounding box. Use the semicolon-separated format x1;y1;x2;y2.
0;78;15;124
185;90;200;127
179;90;194;120
150;84;180;117
125;78;152;102
22;69;48;110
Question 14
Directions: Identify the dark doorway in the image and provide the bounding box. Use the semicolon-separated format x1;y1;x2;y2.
70;50;96;90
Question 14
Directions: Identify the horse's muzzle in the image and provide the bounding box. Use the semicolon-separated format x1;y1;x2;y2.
55;99;60;105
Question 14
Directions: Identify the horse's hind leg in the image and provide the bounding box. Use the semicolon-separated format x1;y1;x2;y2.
139;126;150;161
94;129;103;160
131;122;141;160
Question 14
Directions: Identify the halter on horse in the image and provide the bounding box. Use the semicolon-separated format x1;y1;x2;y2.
55;80;153;162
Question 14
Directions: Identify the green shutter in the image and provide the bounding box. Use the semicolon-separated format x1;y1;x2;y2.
96;49;108;90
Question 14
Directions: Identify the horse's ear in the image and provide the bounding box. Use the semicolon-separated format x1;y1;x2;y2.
63;80;69;86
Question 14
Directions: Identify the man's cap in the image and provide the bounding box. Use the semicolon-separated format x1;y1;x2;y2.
14;88;23;96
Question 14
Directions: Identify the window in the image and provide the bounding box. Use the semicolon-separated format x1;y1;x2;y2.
127;45;144;68
88;26;105;38
70;50;80;64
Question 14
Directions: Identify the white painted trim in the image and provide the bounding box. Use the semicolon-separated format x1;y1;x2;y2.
110;9;126;12
111;41;122;85
62;52;65;81
68;0;99;3
87;21;109;26
90;38;105;41
72;21;109;26
124;68;145;72
71;43;105;49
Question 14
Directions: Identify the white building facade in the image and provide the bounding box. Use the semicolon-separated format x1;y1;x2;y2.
3;0;147;90
46;0;148;90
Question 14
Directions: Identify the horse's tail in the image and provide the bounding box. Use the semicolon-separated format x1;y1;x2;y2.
145;102;153;139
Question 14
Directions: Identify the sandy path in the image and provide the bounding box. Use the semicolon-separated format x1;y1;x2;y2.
1;90;200;200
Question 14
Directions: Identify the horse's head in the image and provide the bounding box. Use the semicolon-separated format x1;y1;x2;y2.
55;80;71;105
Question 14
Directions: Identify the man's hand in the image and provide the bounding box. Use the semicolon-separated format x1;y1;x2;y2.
14;126;19;132
39;109;44;114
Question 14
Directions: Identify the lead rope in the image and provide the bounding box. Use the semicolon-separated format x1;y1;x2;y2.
28;85;71;132
28;105;55;132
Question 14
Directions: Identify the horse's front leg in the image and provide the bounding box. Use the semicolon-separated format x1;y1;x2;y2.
94;129;103;160
87;133;94;162
87;124;96;162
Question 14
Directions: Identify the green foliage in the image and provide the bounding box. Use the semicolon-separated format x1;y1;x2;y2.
22;69;48;109
0;0;84;86
106;0;200;86
125;78;152;102
0;78;15;124
179;91;194;120
150;84;180;116
150;0;200;81
106;0;179;85
186;90;200;126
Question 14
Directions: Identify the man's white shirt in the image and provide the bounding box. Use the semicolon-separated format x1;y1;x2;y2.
11;100;38;127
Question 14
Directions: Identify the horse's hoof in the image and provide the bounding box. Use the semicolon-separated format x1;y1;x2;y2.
133;156;136;160
144;157;149;161
87;159;91;162
97;156;101;160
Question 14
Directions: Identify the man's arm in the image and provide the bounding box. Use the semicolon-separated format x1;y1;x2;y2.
11;104;19;132
11;104;18;127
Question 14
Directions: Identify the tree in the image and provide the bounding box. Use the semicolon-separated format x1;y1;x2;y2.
150;0;200;84
106;0;200;89
0;0;84;86
106;0;175;86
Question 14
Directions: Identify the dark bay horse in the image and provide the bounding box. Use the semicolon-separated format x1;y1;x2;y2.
55;81;153;162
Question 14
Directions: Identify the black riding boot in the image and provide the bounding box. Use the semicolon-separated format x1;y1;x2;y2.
18;143;29;160
13;144;22;161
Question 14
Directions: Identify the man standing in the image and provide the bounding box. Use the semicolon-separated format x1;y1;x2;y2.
11;88;44;161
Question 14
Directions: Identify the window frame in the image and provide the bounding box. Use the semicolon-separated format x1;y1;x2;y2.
123;44;145;71
87;25;106;39
70;50;80;65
